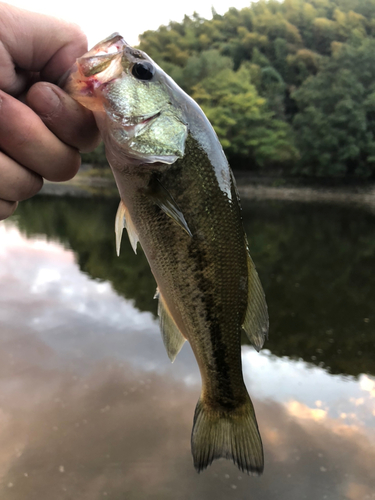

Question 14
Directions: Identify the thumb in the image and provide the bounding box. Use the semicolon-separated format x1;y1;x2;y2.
0;3;87;94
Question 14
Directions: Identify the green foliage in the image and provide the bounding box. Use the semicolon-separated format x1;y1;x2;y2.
170;50;233;92
292;39;375;176
87;0;375;176
191;64;298;166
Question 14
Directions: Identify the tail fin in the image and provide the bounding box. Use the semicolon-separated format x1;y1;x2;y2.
191;396;264;475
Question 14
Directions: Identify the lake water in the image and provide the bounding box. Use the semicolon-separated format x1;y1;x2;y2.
0;194;374;500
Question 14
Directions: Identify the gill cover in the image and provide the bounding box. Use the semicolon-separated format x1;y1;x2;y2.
64;33;187;165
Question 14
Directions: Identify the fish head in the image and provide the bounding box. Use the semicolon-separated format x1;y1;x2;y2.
64;33;188;166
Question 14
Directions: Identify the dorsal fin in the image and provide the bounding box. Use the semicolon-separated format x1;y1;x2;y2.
242;249;269;352
115;200;139;255
157;293;186;362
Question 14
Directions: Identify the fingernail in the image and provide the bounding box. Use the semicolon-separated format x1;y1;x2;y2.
29;85;61;116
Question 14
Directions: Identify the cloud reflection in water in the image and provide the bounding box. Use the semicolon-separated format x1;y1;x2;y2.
0;223;374;499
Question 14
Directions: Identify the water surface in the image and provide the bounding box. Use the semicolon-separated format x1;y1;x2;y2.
0;195;374;499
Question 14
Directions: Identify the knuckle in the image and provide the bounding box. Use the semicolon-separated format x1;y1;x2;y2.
69;25;87;48
63;24;88;58
47;150;81;182
17;173;43;201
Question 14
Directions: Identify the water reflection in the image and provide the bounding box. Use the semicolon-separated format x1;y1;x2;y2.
10;195;375;376
244;201;375;378
0;198;374;499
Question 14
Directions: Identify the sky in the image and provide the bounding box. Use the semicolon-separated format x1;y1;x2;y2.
4;0;252;47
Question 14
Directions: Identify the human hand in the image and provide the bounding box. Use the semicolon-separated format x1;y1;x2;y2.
0;2;101;220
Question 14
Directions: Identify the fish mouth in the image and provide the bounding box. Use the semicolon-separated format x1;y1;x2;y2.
83;33;126;59
73;34;127;85
61;34;127;104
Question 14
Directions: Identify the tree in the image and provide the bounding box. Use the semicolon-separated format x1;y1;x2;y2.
113;0;375;176
292;39;375;176
191;64;298;167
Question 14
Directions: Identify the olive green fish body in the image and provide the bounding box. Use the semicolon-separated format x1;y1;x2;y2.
64;34;268;474
119;134;248;400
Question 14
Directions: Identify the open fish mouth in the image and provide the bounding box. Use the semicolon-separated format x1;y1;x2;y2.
78;35;125;79
59;35;121;88
82;33;125;59
61;34;127;103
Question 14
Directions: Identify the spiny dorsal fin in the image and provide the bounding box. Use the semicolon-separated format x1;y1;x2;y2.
157;293;186;362
242;249;269;352
146;177;192;237
115;200;139;255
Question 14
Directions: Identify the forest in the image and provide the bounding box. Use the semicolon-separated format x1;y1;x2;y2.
83;0;375;178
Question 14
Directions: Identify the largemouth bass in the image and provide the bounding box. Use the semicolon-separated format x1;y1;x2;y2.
64;34;268;474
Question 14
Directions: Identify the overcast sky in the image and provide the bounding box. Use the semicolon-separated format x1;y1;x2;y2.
4;0;252;47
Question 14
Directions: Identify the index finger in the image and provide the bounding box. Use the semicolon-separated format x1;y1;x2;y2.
0;90;80;181
0;2;87;94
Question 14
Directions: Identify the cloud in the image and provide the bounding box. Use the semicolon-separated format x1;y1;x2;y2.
0;341;374;500
1;224;374;499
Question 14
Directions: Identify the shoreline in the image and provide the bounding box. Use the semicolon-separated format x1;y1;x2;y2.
40;173;375;212
237;183;375;209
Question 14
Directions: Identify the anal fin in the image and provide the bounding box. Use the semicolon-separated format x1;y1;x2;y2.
242;249;269;351
157;293;186;362
115;200;139;255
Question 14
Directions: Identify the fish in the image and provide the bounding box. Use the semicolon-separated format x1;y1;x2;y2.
64;33;269;474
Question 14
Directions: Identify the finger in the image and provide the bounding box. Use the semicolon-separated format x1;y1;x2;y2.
27;82;101;153
0;43;31;96
0;4;87;94
0;151;43;202
0;199;17;221
0;90;80;182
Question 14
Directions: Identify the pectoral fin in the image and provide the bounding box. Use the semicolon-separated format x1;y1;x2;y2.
157;293;186;362
242;249;269;352
146;178;192;237
115;200;139;255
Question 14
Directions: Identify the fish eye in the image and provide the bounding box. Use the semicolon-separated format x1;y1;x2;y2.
132;62;155;81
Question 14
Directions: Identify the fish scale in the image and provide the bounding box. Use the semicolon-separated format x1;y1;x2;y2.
156;135;249;401
64;33;268;474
